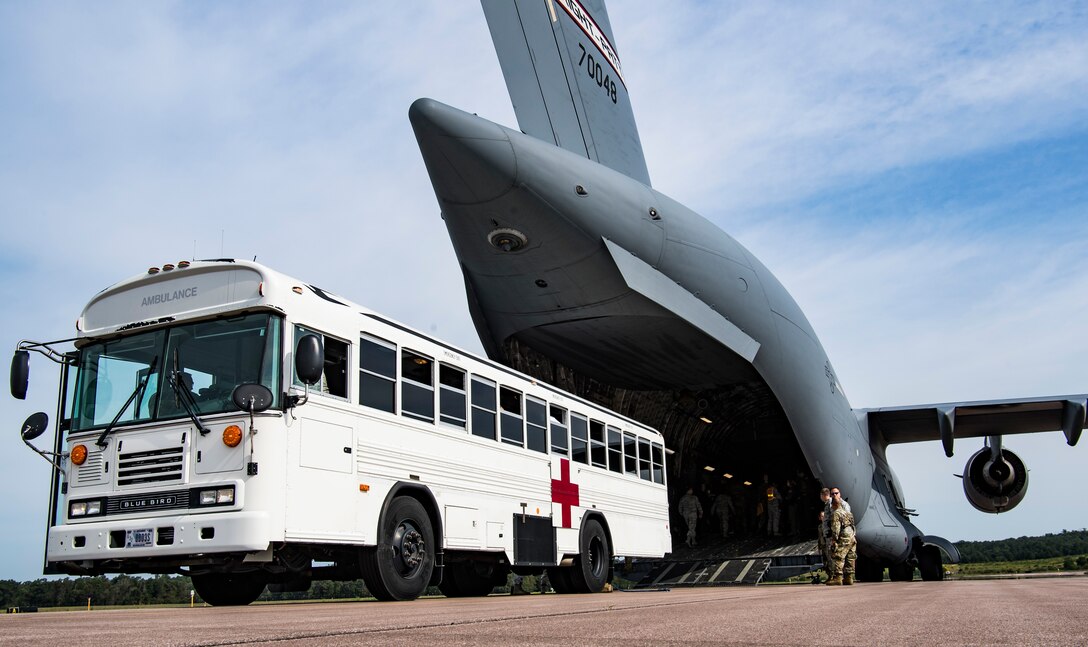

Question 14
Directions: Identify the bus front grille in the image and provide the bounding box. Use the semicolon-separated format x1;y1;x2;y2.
117;446;184;485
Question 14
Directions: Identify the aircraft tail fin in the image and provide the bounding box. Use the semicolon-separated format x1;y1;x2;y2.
482;0;651;186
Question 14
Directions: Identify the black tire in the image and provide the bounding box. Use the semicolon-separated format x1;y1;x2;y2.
191;572;266;606
918;545;944;581
888;561;915;582
855;556;885;583
439;560;507;597
361;496;435;601
568;518;611;593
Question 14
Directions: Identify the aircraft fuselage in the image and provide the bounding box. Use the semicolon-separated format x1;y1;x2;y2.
411;97;914;564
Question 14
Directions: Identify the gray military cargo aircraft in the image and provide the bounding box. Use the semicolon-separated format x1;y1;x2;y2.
410;0;1085;581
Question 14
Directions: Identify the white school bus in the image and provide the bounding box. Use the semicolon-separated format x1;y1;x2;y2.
12;259;670;604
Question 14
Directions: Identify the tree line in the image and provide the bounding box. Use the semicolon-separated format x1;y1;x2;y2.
954;529;1088;563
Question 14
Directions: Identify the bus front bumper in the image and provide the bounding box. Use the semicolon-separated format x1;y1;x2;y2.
46;510;272;567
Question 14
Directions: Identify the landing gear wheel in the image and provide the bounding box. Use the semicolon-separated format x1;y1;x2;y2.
361;496;435;601
888;561;915;582
439;561;508;597
191;572;266;606
918;545;944;581
855;556;885;583
568;518;611;593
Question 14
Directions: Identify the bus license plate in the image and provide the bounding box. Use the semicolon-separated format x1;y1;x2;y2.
125;529;154;548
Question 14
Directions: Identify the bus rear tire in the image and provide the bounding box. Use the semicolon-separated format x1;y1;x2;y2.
569;518;611;593
361;496;435;601
191;572;266;606
439;560;507;597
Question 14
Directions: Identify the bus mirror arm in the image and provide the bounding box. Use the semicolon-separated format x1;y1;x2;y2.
284;386;309;410
19;412;66;477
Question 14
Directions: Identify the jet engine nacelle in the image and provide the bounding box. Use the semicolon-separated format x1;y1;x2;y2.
962;446;1028;513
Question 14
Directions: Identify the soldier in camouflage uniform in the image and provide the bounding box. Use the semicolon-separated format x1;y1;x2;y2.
826;488;856;585
678;487;703;547
816;510;829;582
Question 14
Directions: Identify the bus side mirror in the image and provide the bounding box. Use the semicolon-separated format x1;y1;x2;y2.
11;350;29;400
231;384;274;413
295;335;324;386
21;411;49;442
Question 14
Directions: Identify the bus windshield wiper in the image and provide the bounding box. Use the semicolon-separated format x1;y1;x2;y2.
170;348;211;436
96;356;159;448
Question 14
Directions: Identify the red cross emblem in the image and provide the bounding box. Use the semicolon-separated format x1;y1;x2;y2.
551;458;580;528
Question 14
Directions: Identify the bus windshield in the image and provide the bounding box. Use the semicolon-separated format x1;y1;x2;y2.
71;313;282;432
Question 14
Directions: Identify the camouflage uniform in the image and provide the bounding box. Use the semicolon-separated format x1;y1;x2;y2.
828;506;857;584
678;492;703;547
710;493;734;537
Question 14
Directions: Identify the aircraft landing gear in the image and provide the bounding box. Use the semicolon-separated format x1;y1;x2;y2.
918;545;945;581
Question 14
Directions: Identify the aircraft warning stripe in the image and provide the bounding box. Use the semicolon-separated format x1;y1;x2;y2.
551;0;626;86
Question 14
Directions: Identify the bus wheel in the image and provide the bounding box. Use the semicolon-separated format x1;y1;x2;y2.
439;561;507;597
191;572;266;606
361;496;435;601
569;518;611;593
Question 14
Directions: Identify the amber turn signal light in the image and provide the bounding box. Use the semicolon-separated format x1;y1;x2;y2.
222;425;243;448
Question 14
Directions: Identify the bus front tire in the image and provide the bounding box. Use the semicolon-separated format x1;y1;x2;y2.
191;572;266;606
361;496;435;601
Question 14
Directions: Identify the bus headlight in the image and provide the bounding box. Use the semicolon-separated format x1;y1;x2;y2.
196;486;235;506
70;499;103;517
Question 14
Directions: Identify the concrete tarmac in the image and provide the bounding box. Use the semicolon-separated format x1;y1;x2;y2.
3;578;1085;646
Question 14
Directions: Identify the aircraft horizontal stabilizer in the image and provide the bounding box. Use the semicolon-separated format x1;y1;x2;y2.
863;396;1087;453
604;238;761;363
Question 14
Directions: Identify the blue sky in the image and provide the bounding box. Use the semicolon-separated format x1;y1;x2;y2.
0;1;1085;581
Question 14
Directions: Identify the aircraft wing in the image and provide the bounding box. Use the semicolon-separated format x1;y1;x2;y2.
481;0;651;185
861;395;1086;457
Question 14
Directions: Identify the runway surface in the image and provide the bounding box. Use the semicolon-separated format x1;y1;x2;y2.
3;578;1085;646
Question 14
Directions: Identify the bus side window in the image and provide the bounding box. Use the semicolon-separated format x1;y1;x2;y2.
607;427;622;474
624;432;638;475
295;326;348;398
470;376;496;440
322;337;349;398
638;438;652;481
651;443;665;484
549;405;569;457
439;364;467;429
500;387;523;447
570;414;588;464
589;420;607;469
359;334;396;413
401;349;434;423
526;397;547;453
